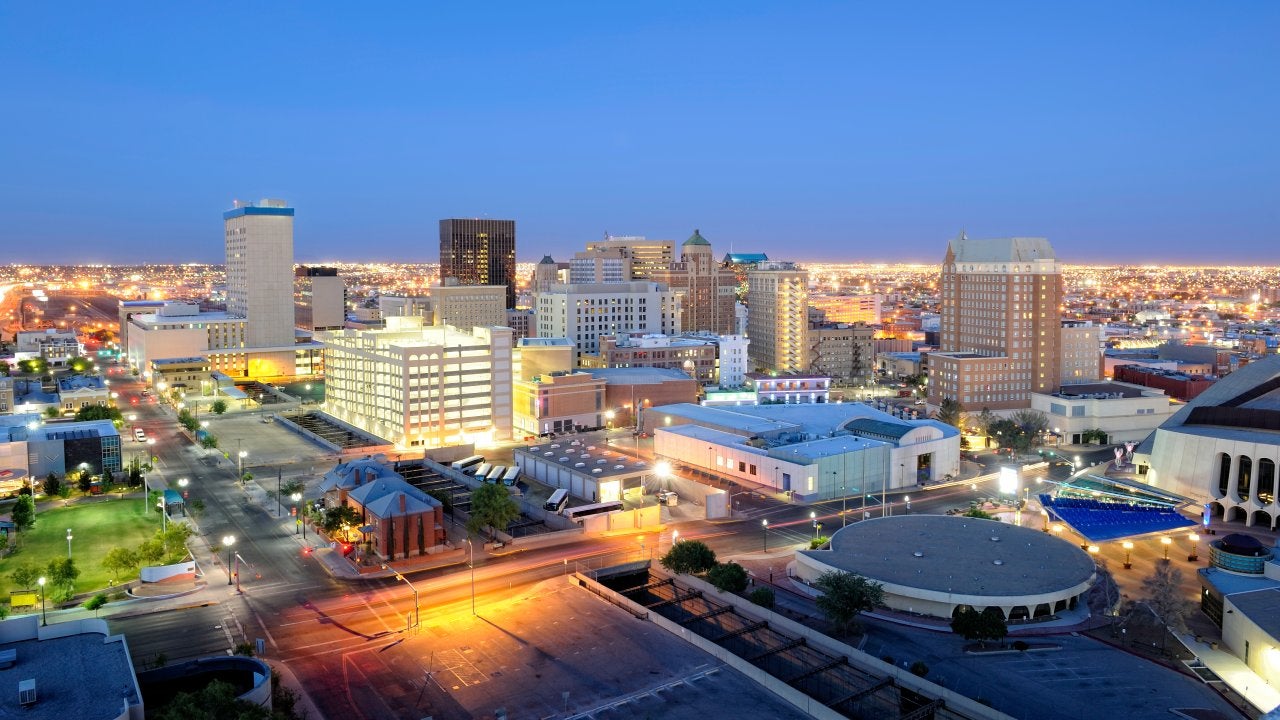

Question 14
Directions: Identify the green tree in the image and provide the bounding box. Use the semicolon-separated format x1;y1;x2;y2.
101;467;115;491
974;407;997;447
1010;409;1049;446
659;540;717;575
909;660;930;677
74;405;122;423
426;489;453;515
137;538;165;565
813;570;884;635
68;356;93;373
44;407;61;419
200;434;219;449
950;606;1008;647
466;483;520;539
45;557;80;596
10;563;39;590
707;562;749;592
77;469;94;494
10;495;35;532
16;358;46;375
154;679;271;720
177;409;198;431
749;587;776;610
102;547;140;584
188;498;206;520
963;507;994;520
280;479;304;497
1142;558;1194;633
210;399;228;415
935;397;962;428
41;473;62;498
83;593;108;616
320;504;362;533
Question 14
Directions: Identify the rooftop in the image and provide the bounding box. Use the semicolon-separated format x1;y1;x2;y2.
0;617;141;720
586;367;696;385
518;440;650;479
948;235;1057;264
801;516;1095;598
1051;382;1150;399
56;374;107;392
1226;586;1280;641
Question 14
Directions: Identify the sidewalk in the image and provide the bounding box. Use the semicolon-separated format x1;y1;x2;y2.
1180;633;1280;715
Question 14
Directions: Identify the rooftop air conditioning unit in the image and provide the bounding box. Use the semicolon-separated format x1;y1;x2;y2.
18;679;36;707
615;465;626;469
592;468;602;474
559;457;569;462
575;462;586;467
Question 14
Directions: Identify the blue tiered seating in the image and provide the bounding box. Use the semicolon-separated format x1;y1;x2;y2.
1040;495;1196;542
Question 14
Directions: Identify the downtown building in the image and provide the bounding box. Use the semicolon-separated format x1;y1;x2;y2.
746;261;809;373
295;266;346;332
439;218;517;309
318;316;513;449
578;332;749;386
582;235;675;281
649;230;739;335
928;234;1063;412
534;281;681;360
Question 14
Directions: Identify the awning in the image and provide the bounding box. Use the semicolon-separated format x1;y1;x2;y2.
163;489;184;505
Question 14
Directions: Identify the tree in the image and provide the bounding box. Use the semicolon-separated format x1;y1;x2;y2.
68;356;93;373
749;587;776;610
10;563;39;590
426;489;453;515
320;504;362;533
41;473;61;498
103;547;140;584
75;405;122;423
154;679;272;720
83;593;108;616
950;606;1008;647
280;479;304;497
707;561;749;593
659;540;717;575
1010;409;1049;445
10;495;35;532
77;469;94;494
177;409;198;431
210;399;228;415
46;557;80;596
963;507;994;520
44;407;61;419
909;660;930;677
16;358;46;375
935;397;962;428
101;467;115;491
199;434;219;449
467;483;520;539
1142;558;1194;633
137;538;165;565
974;408;997;447
813;570;884;635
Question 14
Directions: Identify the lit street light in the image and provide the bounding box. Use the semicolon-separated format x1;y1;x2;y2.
762;519;769;552
382;564;420;630
66;528;73;559
291;492;302;534
1188;533;1200;562
1161;536;1172;560
1122;541;1134;569
37;577;47;626
810;511;818;539
223;535;236;585
464;537;477;615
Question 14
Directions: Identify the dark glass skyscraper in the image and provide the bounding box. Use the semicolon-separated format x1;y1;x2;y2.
439;218;517;309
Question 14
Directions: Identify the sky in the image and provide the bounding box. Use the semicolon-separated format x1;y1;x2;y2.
1;2;1277;265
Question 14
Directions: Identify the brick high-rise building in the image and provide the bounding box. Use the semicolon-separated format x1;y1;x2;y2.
650;230;738;335
583;235;675;281
439;218;517;308
928;234;1062;411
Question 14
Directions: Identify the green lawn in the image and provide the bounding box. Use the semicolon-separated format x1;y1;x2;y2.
2;499;161;600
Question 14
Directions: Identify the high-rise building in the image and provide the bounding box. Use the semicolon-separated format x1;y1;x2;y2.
439;218;517;308
928;234;1063;411
535;281;681;360
746;261;809;373
533;255;568;293
809;322;875;386
583;235;675;281
319;316;513;448
1060;320;1103;386
808;293;883;326
650;230;738;335
295;266;346;332
224;199;296;349
569;247;632;284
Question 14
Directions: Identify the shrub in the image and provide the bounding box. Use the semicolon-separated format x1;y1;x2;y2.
749;587;776;609
210;399;228;415
707;562;749;593
909;660;929;677
1012;640;1029;651
809;536;830;549
659;540;717;575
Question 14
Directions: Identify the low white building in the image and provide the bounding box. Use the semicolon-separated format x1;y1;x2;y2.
647;402;960;502
126;303;246;379
1031;381;1175;445
319;316;513;449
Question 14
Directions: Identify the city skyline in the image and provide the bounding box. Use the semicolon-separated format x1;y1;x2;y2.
3;3;1277;264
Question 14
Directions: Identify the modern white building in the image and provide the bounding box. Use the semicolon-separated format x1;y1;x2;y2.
647;402;960;502
715;334;750;387
1139;355;1280;528
1030;381;1175;445
125;303;246;379
318;316;513;449
14;329;82;366
534;281;682;359
223;199;299;377
747;261;809;373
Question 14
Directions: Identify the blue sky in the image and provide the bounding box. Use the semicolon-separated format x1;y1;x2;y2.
2;2;1276;264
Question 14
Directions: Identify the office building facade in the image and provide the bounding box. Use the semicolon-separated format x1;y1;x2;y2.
295;266;346;332
583;235;675;281
440;218;517;308
649;229;738;335
224;199;296;349
746;261;809;373
535;282;681;360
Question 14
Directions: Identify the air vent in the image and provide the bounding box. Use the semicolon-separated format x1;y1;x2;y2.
18;679;35;707
592;468;602;474
990;536;1000;542
574;463;585;467
913;551;924;558
615;465;626;469
993;560;1004;566
543;452;553;457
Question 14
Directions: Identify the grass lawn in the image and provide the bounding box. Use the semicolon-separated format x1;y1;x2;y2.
2;499;162;600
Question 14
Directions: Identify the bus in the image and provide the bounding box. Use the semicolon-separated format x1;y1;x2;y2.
451;455;484;471
485;465;507;483
472;463;493;479
501;466;521;486
544;488;569;512
564;500;624;521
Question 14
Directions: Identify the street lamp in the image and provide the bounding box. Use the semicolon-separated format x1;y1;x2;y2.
291;492;302;534
1087;545;1100;557
178;477;189;515
1122;541;1134;569
605;410;614;431
810;511;818;539
66;528;73;559
761;519;769;552
37;577;47;626
223;535;236;585
1161;536;1172;560
672;530;679;547
1188;533;1200;562
464;537;476;615
382;564;420;630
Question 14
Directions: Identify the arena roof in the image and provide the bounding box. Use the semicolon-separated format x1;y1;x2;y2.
800;515;1094;598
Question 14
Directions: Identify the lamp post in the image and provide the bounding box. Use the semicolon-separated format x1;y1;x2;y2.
1161;536;1172;560
178;477;189;515
464;537;476;615
810;511;818;539
382;565;420;630
1188;533;1200;562
223;535;236;585
761;519;769;552
841;484;847;528
38;577;47;626
66;528;73;559
291;492;302;534
671;530;679;548
1122;541;1134;569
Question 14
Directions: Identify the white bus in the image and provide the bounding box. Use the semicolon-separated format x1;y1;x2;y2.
472;463;493;479
501;467;520;486
564;500;624;522
451;455;484;471
485;465;507;483
544;488;569;512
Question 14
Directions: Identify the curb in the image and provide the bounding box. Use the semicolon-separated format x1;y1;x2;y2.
126;583;208;602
